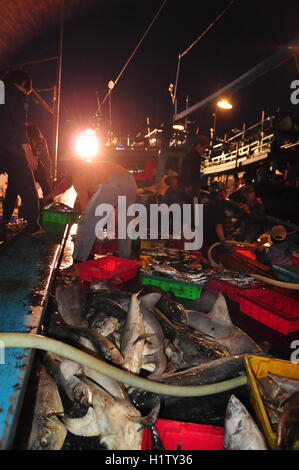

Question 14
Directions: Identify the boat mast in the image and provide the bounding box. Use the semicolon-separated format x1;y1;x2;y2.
53;1;64;181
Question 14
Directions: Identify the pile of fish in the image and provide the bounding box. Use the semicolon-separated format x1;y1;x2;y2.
26;273;296;451
257;373;299;449
140;248;210;283
224;395;267;450
140;247;259;286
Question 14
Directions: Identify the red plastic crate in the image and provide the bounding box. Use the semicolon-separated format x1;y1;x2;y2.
142;419;224;450
92;240;118;255
238;288;299;335
131;161;157;182
235;248;256;260
78;255;140;283
235;247;299;265
206;278;260;302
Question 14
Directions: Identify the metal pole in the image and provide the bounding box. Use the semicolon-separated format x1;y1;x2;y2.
6;56;58;69
146;117;151;136
108;91;112;145
213;113;217;137
53;1;64;181
96;91;102;121
210;112;217;157
235;140;239;168
184;95;189;130
242;122;246;142
261;110;265;133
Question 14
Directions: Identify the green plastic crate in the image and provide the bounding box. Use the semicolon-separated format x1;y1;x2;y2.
140;272;204;300
41;209;80;225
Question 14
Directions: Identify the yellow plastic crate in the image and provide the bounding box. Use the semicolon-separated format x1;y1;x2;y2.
245;354;299;450
140;240;167;250
140;255;151;269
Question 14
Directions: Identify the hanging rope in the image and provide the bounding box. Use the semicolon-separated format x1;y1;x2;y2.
180;0;235;58
100;0;168;109
173;0;235;103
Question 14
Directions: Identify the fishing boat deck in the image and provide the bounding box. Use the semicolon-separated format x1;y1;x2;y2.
0;191;76;449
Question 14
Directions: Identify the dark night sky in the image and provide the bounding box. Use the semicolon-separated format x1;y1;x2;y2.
6;0;299;146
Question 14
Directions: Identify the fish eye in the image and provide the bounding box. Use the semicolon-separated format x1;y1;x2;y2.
41;437;48;447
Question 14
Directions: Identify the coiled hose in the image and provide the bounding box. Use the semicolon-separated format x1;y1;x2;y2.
249;274;299;291
208;241;299;290
207;240;252;268
0;333;247;397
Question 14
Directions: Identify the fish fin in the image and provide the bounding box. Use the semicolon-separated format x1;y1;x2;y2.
145;351;168;379
129;334;154;348
184;312;217;339
207;294;233;327
76;374;116;401
129;396;161;428
139;292;162;310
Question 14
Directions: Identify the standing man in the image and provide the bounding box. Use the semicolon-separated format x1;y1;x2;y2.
180;135;210;203
0;69;43;234
26;123;52;198
203;182;227;246
43;159;137;274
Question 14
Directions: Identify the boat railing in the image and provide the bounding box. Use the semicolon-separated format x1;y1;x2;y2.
203;132;274;169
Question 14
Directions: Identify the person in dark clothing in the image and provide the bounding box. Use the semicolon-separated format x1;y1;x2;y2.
26;123;52;198
161;175;181;235
256;225;292;266
0;69;43;234
180;134;209;203
284;161;297;188
203;182;227;245
161;176;181;206
239;185;266;242
256;161;270;184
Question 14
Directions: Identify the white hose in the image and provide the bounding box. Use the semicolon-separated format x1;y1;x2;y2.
207;240;252;268
0;333;247;397
208;241;299;290
208;242;222;268
208;240;251;268
249;273;299;291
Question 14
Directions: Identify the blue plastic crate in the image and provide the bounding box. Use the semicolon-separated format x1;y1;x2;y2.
273;265;299;283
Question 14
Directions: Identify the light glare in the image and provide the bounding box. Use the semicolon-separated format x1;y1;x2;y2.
74;129;100;160
173;124;185;131
217;99;233;110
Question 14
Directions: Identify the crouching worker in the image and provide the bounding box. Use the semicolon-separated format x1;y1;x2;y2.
255;225;292;266
43;159;137;274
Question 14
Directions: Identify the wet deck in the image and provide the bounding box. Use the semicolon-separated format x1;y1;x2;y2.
0;189;77;449
0;225;69;449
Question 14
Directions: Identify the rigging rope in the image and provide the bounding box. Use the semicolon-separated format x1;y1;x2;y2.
180;0;235;58
100;0;168;109
174;0;235;103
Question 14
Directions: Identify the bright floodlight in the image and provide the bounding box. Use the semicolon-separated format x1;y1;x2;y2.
217;99;233;110
173;124;185;131
74;129;100;160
